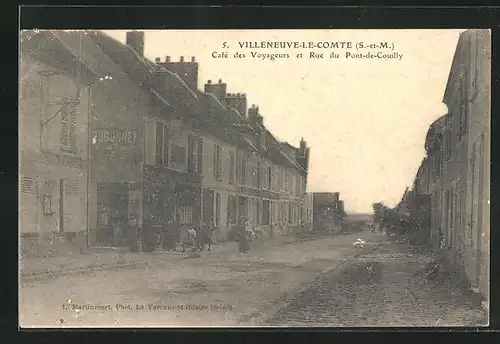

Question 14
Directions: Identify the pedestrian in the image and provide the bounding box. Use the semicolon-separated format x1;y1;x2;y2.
244;219;253;253
181;226;195;253
237;219;247;253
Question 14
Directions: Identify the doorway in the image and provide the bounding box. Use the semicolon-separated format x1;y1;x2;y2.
96;182;129;246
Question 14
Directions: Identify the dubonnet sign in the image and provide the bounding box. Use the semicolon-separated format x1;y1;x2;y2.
92;128;138;145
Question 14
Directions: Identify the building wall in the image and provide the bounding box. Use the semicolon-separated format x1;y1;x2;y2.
463;30;491;301
87;58;150;241
416;30;490;303
199;131;238;241
19;56;90;257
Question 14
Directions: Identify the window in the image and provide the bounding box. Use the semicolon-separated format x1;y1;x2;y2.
229;151;235;184
256;161;261;189
171;145;186;164
213;144;222;180
155;122;164;165
268;166;272;190
43;194;53;215
188;135;195;173
236;151;246;185
262;200;270;225
60;101;77;152
163;125;169;166
197;138;203;173
215;192;221;227
256;199;261;225
179;205;193;224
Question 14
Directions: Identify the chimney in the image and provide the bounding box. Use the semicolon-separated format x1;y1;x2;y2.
155;57;161;63
204;79;227;104
296;138;310;171
126;31;145;56
226;92;247;116
248;104;259;124
159;55;199;91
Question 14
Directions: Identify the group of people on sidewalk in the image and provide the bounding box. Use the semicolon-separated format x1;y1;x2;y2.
142;212;258;254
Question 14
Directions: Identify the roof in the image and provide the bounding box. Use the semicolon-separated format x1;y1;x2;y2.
85;30;307;172
443;31;469;105
87;31;198;112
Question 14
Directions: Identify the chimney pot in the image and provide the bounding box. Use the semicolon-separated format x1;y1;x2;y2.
191;56;196;62
218;78;222;84
207;79;212;84
165;56;171;62
155;57;161;63
180;56;184;62
251;104;256;108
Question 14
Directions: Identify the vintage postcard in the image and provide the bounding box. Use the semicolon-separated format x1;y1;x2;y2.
19;29;490;328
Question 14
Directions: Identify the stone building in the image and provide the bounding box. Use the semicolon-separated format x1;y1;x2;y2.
19;29;311;254
409;29;490;306
312;192;344;232
20;31;99;256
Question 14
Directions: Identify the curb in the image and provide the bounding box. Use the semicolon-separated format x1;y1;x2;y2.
20;261;150;283
20;236;320;283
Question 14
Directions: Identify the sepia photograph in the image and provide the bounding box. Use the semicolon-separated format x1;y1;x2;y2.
19;29;490;328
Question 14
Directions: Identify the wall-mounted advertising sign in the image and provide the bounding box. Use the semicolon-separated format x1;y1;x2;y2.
92;129;138;145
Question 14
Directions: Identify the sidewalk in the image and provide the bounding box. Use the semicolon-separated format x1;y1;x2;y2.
20;233;323;282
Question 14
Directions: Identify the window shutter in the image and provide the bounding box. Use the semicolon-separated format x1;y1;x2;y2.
145;119;156;165
213;145;217;178
197;138;203;173
60;105;70;147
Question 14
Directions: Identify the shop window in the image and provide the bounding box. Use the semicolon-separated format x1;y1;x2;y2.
179;205;193;224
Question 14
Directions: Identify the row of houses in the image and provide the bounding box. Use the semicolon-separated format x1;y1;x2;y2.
19;30;312;257
403;29;490;305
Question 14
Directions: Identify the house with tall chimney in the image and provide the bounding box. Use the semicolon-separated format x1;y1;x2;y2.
95;30;311;243
20;29;311;255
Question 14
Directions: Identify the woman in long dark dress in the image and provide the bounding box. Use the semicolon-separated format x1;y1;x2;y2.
204;224;214;251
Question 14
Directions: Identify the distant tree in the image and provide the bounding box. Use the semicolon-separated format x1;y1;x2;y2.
372;202;385;224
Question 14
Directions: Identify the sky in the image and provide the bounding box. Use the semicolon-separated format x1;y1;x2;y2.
103;29;462;214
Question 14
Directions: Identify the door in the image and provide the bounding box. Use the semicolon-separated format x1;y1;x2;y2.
59;179;64;232
96;183;113;245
